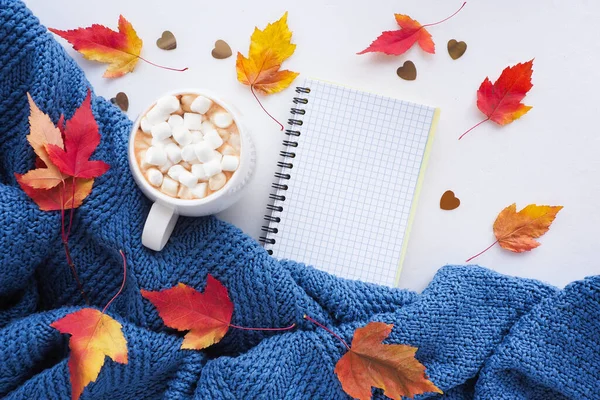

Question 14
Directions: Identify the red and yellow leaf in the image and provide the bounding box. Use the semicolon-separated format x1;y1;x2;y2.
335;322;441;400
51;308;128;400
46;91;110;179
141;275;233;350
236;12;299;95
15;175;94;211
49;15;143;78
357;14;434;56
493;203;563;252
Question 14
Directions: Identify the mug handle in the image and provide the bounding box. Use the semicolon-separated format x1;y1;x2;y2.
142;202;179;251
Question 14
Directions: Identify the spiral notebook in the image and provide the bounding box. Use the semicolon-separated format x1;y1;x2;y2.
260;78;440;286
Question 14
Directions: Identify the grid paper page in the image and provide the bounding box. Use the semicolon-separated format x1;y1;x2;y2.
264;78;437;286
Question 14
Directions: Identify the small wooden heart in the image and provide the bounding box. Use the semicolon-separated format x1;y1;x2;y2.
156;31;177;50
211;40;232;59
110;92;129;112
440;190;460;210
447;39;467;60
396;61;417;81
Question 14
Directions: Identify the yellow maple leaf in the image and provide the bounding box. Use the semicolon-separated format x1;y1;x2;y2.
236;12;299;94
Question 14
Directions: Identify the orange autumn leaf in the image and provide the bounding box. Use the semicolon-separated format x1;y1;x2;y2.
236;12;299;95
15;176;94;211
141;275;234;350
466;203;563;261
49;15;143;78
459;60;534;139
51;309;128;400
335;322;442;400
358;3;465;56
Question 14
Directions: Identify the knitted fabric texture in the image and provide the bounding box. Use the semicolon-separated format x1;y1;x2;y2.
1;1;599;399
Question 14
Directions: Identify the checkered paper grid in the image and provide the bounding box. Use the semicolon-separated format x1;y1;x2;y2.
264;78;436;286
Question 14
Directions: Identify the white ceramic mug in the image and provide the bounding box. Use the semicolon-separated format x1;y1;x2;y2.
128;89;256;251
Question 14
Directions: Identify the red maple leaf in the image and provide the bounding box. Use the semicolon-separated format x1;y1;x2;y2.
459;59;534;139
46;91;110;178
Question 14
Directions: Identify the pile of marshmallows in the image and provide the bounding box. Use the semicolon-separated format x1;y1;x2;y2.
136;94;241;200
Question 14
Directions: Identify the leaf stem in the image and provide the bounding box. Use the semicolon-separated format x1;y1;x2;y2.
250;85;284;131
458;117;489;140
465;240;498;262
303;315;350;350
229;322;296;331
422;2;467;28
66;176;76;238
136;55;189;73
102;250;127;313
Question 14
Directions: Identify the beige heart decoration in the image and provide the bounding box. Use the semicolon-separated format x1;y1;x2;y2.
396;61;417;81
212;40;232;59
156;31;177;50
447;39;467;60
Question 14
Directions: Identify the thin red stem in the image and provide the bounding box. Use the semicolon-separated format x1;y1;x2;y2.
136;55;188;72
229;322;296;331
251;85;284;131
66;176;76;238
303;315;350;350
459;117;489;140
422;2;467;28
466;240;498;262
103;250;127;313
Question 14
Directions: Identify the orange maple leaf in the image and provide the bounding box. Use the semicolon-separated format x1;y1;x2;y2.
335;322;442;400
49;15;143;78
236;12;299;95
141;275;234;350
15;176;94;211
358;3;465;56
466;203;563;261
51;309;128;400
459;59;534;139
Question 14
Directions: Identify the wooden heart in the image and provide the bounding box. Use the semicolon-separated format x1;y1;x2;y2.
156;31;177;50
110;92;129;112
447;39;467;60
211;40;232;59
440;190;460;210
396;61;417;81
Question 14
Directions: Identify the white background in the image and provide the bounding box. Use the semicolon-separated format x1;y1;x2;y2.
25;0;600;291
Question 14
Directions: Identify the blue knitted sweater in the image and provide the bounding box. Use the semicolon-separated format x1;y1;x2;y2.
1;1;599;399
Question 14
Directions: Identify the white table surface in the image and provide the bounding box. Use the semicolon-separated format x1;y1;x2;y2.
25;0;600;291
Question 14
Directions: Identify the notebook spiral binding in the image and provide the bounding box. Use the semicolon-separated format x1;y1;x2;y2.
259;86;311;254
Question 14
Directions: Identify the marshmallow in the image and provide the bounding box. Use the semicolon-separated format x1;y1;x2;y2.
159;159;174;173
140;117;153;134
200;121;215;134
193;142;214;163
146;168;163;187
181;144;198;162
138;150;150;169
191;164;207;180
156;95;181;114
151;136;172;148
172;126;192;147
204;129;224;149
177;185;193;200
217;129;230;142
221;155;239;172
190;96;212;114
180;94;196;112
165;143;182;164
167;164;186;180
178;169;198;188
168;114;184;129
146;106;170;125
151;122;172;141
190;131;204;143
183;113;203;131
145;146;168;166
203;158;222;177
209;172;227;191
160;176;179;197
212;111;233;128
220;144;236;156
229;132;241;151
191;182;207;199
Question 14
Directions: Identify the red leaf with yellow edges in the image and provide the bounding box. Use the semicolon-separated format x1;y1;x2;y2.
49;15;143;78
51;308;128;400
141;275;233;350
15;175;94;211
459;60;534;140
358;14;434;56
335;322;442;400
46;91;110;179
